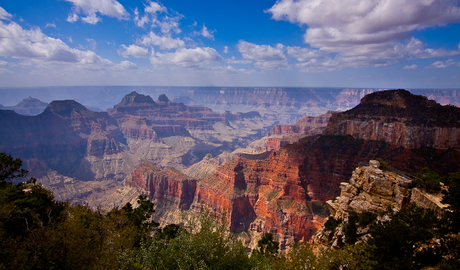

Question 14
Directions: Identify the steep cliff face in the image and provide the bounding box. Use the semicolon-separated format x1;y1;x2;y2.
313;160;447;248
325;90;460;149
125;161;198;224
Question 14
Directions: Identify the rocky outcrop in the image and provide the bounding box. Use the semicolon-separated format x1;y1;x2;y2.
325;90;460;149
313;160;448;247
270;111;336;136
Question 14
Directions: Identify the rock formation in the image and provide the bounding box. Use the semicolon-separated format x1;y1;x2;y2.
269;110;336;137
325;89;460;149
1;97;48;116
313;160;448;248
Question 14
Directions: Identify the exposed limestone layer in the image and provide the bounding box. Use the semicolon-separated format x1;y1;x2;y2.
325;90;460;149
314;160;448;248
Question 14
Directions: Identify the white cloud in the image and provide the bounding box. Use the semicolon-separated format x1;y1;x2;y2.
86;38;97;50
194;24;214;40
223;46;229;54
145;1;166;14
118;44;149;58
134;1;182;34
0;7;12;20
0;20;113;69
134;1;167;28
267;0;460;71
113;60;139;70
403;64;418;69
426;59;459;68
66;13;79;23
237;40;287;69
150;47;222;69
45;23;56;28
287;46;324;62
268;0;460;50
138;32;184;50
65;0;129;24
0;60;7;66
157;15;182;34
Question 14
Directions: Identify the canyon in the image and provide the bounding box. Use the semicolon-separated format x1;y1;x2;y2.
1;88;460;248
0;92;273;205
120;90;460;248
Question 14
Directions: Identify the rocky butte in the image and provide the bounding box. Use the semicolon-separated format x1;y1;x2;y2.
325;89;460;149
125;89;460;249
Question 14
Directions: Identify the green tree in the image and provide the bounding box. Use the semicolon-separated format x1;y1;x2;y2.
414;167;444;194
0;152;28;183
368;204;440;270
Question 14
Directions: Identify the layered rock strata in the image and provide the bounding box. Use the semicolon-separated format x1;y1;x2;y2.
325;89;460;149
314;160;448;247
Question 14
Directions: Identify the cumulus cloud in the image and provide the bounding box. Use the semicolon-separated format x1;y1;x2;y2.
268;0;460;49
267;0;460;71
403;64;418;69
138;32;185;50
66;13;79;23
134;1;167;27
65;0;129;24
237;40;287;69
223;46;229;54
0;7;12;20
134;1;182;34
150;47;222;69
0;20;113;69
118;44;149;58
426;59;459;68
287;46;324;62
45;23;56;28
113;60;139;70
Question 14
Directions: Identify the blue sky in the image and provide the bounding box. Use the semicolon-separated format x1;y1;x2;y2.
0;0;459;88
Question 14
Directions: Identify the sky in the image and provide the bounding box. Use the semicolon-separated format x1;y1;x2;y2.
0;0;460;88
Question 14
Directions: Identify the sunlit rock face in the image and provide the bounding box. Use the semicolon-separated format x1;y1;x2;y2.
313;160;447;248
325;89;460;149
